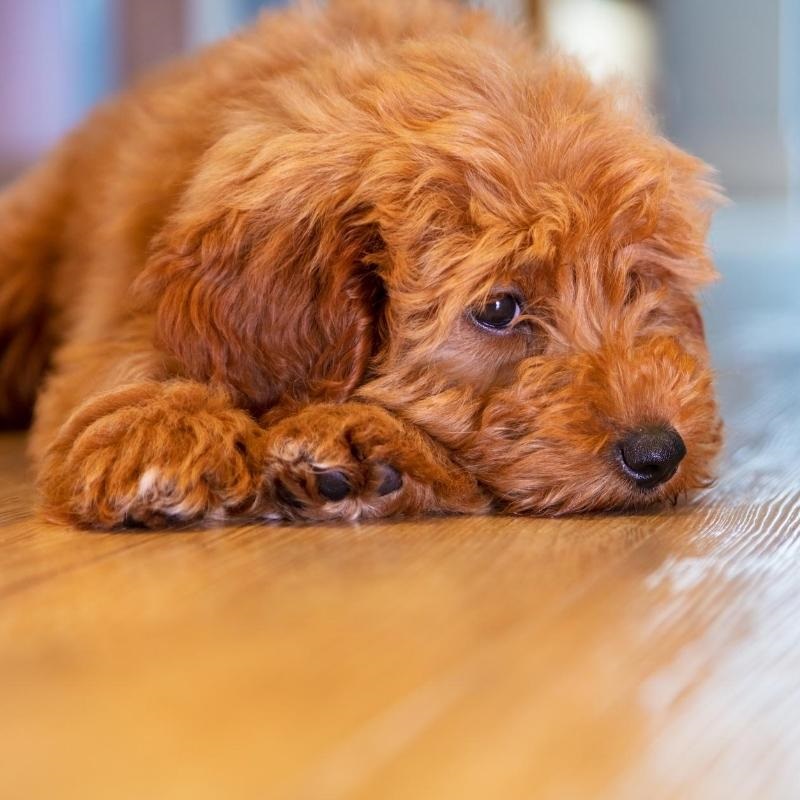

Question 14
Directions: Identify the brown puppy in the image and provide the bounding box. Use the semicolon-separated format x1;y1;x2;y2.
0;0;722;528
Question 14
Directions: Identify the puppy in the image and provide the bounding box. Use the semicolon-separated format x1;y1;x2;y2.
0;0;722;528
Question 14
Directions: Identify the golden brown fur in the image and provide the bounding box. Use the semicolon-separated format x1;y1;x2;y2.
0;0;722;528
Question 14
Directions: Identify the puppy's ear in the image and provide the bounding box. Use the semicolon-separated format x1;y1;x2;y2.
684;299;706;341
135;125;385;409
660;143;724;288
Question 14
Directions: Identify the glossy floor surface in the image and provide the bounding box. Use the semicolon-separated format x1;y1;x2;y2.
1;205;799;799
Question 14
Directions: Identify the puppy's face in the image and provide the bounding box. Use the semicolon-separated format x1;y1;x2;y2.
359;61;722;514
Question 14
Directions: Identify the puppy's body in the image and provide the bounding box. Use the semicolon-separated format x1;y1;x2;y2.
0;0;722;527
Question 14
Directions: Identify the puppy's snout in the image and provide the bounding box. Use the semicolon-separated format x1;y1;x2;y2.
616;425;686;489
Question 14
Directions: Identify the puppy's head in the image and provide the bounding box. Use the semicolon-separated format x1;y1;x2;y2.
141;36;721;514
356;46;723;513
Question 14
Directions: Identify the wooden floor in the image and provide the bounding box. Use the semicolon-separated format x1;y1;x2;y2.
2;207;799;799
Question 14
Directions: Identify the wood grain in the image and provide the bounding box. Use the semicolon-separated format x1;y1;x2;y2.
1;225;799;798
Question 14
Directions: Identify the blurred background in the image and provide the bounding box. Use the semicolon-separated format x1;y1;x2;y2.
0;0;798;343
1;0;797;198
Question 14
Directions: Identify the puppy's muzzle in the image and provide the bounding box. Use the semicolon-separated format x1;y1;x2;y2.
616;425;686;489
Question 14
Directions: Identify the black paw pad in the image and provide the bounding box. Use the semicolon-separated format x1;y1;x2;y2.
376;463;403;496
316;469;352;502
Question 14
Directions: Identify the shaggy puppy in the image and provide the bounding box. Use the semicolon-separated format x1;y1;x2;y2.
0;0;721;528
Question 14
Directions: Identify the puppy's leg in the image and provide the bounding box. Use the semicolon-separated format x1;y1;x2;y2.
38;380;266;529
0;158;67;427
35;332;486;527
261;403;488;521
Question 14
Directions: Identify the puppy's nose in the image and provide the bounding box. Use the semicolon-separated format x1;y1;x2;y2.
616;426;686;489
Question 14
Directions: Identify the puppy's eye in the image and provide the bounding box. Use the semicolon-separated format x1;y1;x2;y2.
470;293;521;331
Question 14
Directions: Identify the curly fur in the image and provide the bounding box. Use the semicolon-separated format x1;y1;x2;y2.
0;0;722;528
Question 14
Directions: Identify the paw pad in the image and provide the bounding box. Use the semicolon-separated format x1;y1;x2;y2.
376;463;403;496
312;463;403;503
315;469;352;501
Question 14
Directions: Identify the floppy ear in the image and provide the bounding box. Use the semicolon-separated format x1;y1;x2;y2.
658;143;723;288
135;124;386;411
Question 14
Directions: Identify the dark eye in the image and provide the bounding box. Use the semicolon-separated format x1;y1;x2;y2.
470;293;521;331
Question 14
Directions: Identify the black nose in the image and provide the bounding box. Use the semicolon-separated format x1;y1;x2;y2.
616;426;686;489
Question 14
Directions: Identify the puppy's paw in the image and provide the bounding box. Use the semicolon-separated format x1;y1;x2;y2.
39;383;264;528
261;403;487;521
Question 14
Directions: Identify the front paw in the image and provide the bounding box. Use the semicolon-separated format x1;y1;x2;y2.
261;403;487;521
39;383;264;528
